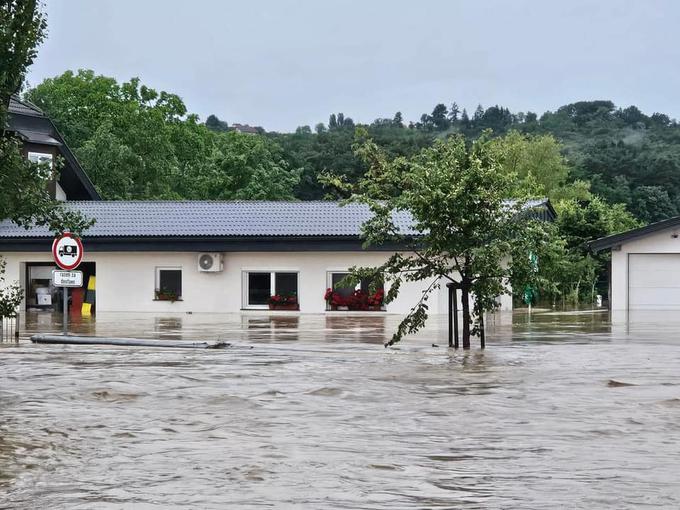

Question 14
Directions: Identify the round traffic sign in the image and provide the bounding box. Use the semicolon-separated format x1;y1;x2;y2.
52;233;84;270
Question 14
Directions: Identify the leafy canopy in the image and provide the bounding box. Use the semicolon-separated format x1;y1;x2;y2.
26;70;301;200
332;129;546;346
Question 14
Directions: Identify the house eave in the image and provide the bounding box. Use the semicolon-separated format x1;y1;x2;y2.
589;216;680;253
0;235;414;252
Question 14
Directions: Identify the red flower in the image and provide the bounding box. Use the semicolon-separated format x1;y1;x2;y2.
368;289;385;306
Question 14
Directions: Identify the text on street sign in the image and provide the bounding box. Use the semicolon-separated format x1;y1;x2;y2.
52;270;83;287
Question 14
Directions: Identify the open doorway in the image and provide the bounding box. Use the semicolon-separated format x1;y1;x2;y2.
24;262;96;315
25;263;57;311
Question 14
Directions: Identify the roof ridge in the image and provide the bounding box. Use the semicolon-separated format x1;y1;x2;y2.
9;94;44;115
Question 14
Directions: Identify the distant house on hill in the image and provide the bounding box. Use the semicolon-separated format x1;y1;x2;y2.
231;123;262;134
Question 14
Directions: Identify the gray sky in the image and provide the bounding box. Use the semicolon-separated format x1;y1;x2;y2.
27;0;680;132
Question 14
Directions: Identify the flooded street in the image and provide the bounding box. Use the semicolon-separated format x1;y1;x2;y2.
1;310;679;509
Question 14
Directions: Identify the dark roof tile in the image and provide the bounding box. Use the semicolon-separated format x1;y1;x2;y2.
0;201;417;238
0;199;553;240
8;96;44;117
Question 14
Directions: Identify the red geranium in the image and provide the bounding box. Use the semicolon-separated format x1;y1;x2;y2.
268;294;297;305
368;288;385;306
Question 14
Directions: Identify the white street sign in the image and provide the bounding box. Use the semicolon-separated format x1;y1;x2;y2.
53;270;83;288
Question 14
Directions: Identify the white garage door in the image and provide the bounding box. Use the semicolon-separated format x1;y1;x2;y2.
629;254;680;310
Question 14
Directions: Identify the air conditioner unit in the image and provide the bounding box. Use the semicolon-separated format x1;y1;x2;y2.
197;253;223;272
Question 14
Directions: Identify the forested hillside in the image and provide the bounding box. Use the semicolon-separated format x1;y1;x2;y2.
23;69;680;304
27;70;680;226
270;100;680;223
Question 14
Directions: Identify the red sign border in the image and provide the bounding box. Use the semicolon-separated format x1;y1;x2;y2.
52;233;84;270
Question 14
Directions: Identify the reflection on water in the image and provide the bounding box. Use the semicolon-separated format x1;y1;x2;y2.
154;317;183;340
1;309;680;509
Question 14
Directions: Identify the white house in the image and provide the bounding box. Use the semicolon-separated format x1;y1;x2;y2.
590;217;680;311
0;200;458;314
1;96;554;317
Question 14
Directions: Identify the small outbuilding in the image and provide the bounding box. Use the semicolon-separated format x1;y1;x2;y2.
591;216;680;311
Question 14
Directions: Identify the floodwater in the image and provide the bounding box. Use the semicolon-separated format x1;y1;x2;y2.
1;310;679;509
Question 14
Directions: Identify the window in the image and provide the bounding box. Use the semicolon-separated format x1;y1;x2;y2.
27;152;53;166
155;267;182;301
327;272;384;311
27;152;53;178
243;271;299;308
248;272;271;306
331;272;356;299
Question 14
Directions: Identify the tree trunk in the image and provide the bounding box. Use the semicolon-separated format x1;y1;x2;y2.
461;282;471;349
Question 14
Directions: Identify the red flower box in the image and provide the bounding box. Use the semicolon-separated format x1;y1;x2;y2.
324;287;384;311
268;303;299;310
268;294;299;310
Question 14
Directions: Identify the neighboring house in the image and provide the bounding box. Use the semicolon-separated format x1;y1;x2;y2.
591;217;680;311
230;123;261;134
1;98;554;315
5;95;100;201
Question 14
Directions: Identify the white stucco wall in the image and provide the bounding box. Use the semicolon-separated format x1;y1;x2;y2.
0;250;515;315
55;183;67;202
609;226;680;311
0;250;459;314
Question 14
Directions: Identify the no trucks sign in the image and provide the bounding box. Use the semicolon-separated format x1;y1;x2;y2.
52;233;84;270
52;233;84;336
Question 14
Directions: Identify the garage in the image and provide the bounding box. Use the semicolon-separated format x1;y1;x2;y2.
589;216;680;311
628;254;680;310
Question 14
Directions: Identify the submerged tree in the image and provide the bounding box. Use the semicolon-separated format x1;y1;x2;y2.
326;129;546;348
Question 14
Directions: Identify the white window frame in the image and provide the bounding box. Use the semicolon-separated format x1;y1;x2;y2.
27;151;53;166
326;271;361;292
242;270;300;309
155;266;183;300
27;152;54;178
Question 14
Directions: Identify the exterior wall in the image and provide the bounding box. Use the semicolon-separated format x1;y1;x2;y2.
1;250;516;315
55;183;67;201
0;250;462;315
609;226;680;311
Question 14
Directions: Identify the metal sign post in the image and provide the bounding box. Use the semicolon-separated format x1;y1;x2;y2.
63;287;68;335
52;234;84;336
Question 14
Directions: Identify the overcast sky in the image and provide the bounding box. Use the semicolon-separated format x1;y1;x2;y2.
26;0;680;132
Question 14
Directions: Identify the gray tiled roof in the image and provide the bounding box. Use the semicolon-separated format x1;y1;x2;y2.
8;95;44;117
0;201;418;238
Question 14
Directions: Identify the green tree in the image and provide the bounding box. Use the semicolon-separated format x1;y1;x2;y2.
492;130;569;198
460;108;470;129
27;70;300;200
330;130;545;347
448;102;459;123
205;114;228;132
430;103;449;131
191;131;300;200
549;197;639;303
630;186;678;224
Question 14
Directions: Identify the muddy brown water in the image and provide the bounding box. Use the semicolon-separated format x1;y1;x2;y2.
1;310;679;509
